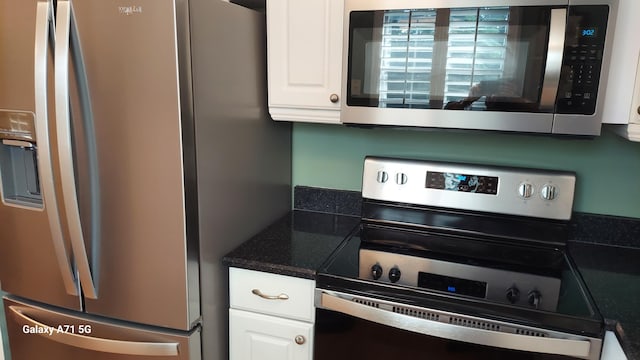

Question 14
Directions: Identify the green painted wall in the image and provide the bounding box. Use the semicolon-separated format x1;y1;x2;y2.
292;123;640;219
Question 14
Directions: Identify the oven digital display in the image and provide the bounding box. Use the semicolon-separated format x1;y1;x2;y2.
418;272;487;299
426;171;498;195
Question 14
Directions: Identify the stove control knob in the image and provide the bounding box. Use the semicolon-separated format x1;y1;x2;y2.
518;183;534;199
506;286;520;304
540;184;557;201
388;267;401;283
376;171;389;183
395;173;408;185
371;264;383;280
527;290;542;309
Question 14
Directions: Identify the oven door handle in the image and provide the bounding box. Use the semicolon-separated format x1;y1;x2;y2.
317;290;595;359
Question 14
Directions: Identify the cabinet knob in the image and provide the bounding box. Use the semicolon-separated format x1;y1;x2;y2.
329;93;339;103
637;105;640;115
295;335;306;345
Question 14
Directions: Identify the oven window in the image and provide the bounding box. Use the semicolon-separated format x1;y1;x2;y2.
347;6;552;112
315;309;581;360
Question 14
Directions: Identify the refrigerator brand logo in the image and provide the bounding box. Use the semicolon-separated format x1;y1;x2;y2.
118;6;143;15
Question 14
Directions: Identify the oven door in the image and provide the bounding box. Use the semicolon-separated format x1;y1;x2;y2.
342;0;612;135
314;290;602;360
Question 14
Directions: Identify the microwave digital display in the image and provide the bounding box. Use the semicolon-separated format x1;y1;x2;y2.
426;171;498;195
580;28;598;37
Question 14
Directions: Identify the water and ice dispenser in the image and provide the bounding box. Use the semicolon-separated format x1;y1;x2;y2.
0;110;42;208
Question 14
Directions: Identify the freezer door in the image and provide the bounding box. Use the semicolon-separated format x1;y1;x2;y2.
3;296;201;360
0;0;81;311
67;0;199;330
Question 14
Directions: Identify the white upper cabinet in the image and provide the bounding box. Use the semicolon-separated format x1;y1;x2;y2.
601;0;640;141
267;0;344;123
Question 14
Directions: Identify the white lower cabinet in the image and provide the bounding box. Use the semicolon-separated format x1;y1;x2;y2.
230;308;313;360
229;268;316;360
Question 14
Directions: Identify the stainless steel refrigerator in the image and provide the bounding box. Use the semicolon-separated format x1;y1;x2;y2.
0;0;291;359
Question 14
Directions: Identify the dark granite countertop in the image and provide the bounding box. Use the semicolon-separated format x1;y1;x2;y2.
224;208;639;359
222;210;360;279
568;241;640;360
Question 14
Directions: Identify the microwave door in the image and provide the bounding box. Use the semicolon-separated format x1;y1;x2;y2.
0;0;80;311
343;4;568;111
344;1;616;135
342;3;576;133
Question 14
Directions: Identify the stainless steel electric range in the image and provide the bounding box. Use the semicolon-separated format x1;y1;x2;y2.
314;157;604;360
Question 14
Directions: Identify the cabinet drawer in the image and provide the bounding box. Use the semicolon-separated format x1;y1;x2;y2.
229;268;315;322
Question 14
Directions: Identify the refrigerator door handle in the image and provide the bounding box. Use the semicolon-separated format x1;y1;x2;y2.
9;305;180;356
34;0;79;296
55;0;100;299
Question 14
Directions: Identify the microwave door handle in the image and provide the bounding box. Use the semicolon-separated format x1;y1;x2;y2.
55;0;99;299
318;290;593;359
540;8;567;112
8;305;180;356
34;0;79;297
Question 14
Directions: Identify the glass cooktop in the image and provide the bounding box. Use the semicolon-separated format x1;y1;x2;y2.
317;223;603;337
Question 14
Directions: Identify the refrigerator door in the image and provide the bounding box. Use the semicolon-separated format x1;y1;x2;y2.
68;0;199;330
3;296;201;360
0;0;80;311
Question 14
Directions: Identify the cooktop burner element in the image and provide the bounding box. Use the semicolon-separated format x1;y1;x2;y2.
315;157;604;360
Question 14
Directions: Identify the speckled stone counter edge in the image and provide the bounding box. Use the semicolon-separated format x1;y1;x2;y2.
295;186;640;249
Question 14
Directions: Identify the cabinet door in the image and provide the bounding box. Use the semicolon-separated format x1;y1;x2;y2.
230;309;313;360
267;0;343;123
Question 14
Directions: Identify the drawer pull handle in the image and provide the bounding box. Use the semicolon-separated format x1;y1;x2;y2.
251;289;289;300
294;335;305;345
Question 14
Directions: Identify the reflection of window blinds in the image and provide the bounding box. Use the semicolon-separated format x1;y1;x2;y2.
445;8;510;104
378;8;509;107
378;10;436;107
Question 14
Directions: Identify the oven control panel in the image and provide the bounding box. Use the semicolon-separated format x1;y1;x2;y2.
360;249;561;312
362;157;576;220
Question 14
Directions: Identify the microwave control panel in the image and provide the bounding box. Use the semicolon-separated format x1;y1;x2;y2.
556;5;610;115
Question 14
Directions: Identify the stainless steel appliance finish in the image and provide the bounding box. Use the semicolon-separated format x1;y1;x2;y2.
359;248;562;311
362;157;576;220
341;0;618;136
4;297;200;359
0;0;291;359
314;156;604;360
316;290;602;360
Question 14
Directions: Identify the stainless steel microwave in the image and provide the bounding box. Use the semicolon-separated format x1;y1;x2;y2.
342;0;617;135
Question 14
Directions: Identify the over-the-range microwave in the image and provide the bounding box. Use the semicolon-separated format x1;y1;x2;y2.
342;0;617;135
